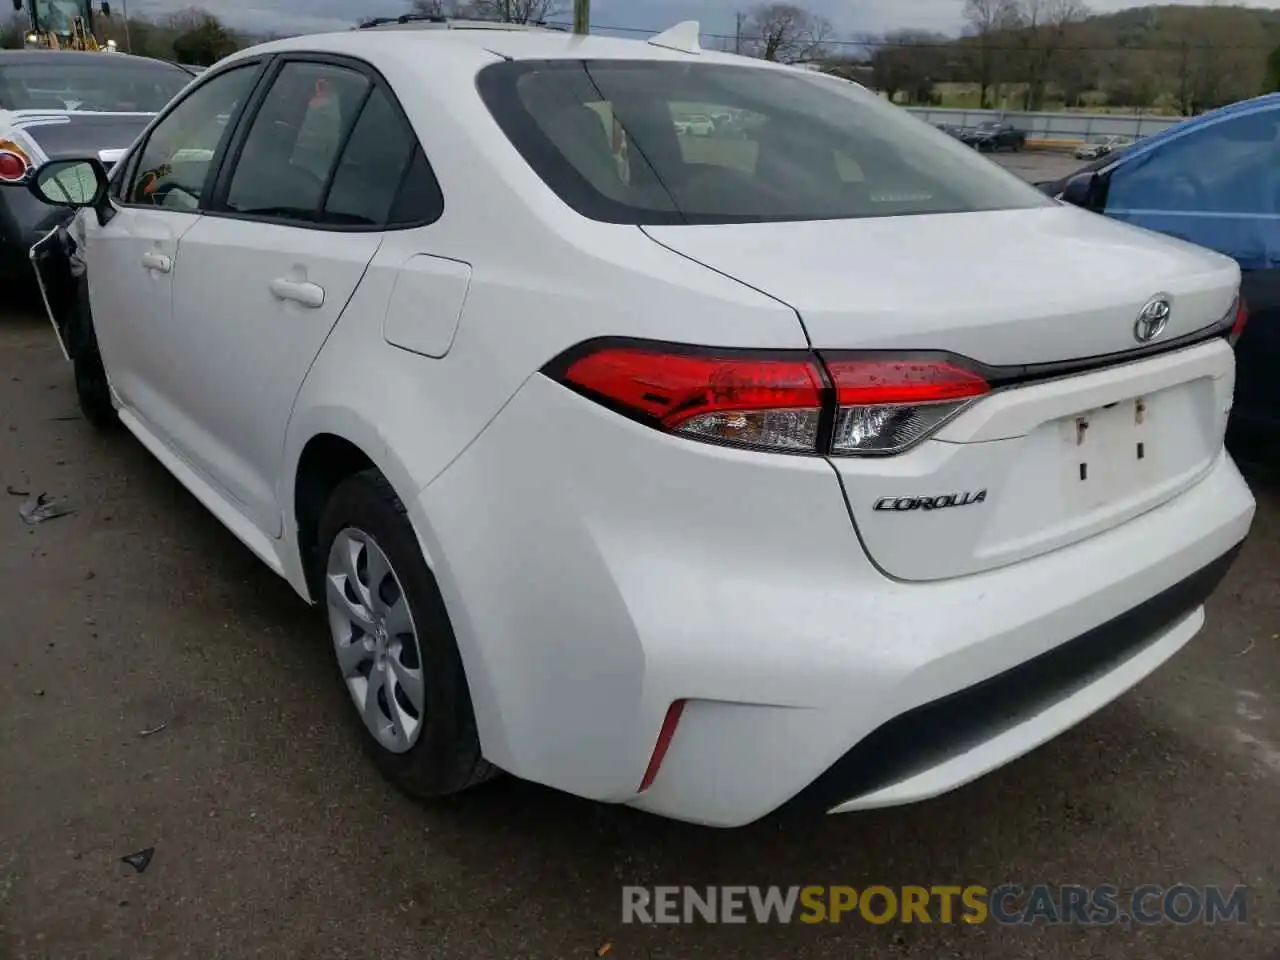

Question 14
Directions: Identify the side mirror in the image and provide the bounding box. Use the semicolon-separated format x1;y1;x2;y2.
12;0;23;12
28;158;111;220
1059;171;1100;209
101;0;111;15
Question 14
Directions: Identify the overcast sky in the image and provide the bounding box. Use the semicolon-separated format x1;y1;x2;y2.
125;0;1280;40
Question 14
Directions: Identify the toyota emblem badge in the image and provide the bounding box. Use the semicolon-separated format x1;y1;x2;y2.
1134;297;1171;343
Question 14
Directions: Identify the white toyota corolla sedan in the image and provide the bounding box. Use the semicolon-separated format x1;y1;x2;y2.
26;18;1255;827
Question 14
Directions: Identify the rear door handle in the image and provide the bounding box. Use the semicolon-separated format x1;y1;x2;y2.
270;277;325;308
141;251;172;273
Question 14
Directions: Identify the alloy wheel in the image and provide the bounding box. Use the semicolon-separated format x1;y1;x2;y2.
326;528;425;753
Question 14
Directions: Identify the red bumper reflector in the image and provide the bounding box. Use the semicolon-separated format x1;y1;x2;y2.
638;699;686;793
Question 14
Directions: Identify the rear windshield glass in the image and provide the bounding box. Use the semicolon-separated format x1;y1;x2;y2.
0;60;190;113
477;60;1049;225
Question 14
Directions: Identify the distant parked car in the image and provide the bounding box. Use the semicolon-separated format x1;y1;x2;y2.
1053;92;1280;453
0;49;193;285
675;113;714;135
1073;135;1132;160
961;120;1026;152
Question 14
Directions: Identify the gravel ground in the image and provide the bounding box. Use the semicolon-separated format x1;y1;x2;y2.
1;201;1277;960
991;149;1086;184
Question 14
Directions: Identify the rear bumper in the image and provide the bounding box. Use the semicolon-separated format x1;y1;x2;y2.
412;373;1255;826
783;541;1242;816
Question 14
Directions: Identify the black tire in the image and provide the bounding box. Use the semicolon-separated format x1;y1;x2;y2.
68;281;116;429
316;469;498;798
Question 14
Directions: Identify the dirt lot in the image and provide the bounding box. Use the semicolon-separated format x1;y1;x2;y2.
1;247;1277;958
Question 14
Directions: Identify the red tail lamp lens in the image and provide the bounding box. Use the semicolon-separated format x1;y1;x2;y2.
559;345;826;452
824;358;991;406
0;150;30;183
824;356;990;455
549;341;993;456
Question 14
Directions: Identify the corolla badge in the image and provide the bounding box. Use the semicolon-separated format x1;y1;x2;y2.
1134;296;1171;343
874;490;988;512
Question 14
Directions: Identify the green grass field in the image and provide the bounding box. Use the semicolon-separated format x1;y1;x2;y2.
928;82;1182;115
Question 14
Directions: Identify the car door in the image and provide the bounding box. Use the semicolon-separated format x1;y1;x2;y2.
86;62;264;438
164;57;437;536
1101;104;1280;442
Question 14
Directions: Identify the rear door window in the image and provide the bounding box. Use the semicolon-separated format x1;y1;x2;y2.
217;59;443;229
322;86;442;227
223;61;370;222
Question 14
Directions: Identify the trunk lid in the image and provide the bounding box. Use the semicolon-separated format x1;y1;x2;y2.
10;110;152;167
642;206;1239;365
644;207;1241;581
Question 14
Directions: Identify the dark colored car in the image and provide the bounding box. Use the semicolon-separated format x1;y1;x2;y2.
0;49;191;283
1052;93;1280;455
961;120;1026;152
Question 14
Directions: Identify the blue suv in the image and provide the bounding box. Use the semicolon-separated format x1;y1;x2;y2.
1053;94;1280;456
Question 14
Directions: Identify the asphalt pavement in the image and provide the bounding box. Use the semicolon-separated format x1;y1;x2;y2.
1;157;1277;958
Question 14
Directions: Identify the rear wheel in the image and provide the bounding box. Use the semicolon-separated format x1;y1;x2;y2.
317;469;497;798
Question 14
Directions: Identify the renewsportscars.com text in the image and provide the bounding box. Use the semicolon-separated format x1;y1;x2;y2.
622;884;1250;926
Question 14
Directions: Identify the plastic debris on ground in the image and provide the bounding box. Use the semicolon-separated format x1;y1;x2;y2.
18;493;75;525
120;848;154;874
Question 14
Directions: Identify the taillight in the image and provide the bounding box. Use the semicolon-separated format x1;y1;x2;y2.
555;342;826;453
0;148;31;183
547;340;991;457
1229;296;1249;346
823;355;990;455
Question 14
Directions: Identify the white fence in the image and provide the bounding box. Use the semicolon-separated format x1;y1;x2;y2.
904;107;1184;146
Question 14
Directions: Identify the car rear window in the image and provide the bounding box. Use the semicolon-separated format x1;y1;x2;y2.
477;59;1049;225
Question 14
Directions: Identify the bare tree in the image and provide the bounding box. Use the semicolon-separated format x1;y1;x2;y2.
1017;0;1089;110
412;0;560;21
961;0;1021;108
742;3;833;64
871;30;950;104
1164;2;1261;115
472;0;562;22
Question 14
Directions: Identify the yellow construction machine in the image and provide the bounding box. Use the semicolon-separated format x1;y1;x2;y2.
13;0;117;52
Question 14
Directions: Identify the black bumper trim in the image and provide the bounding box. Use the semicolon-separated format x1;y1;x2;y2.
775;541;1245;818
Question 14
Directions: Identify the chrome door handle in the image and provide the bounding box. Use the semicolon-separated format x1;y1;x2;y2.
141;251;172;273
269;277;325;308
